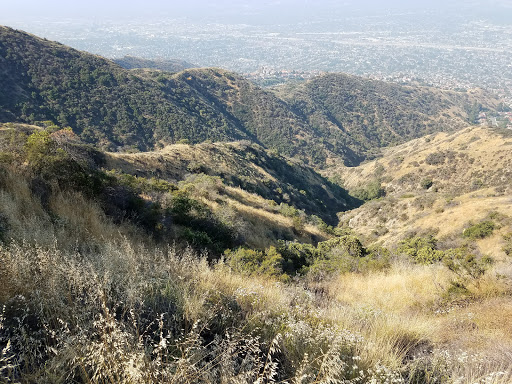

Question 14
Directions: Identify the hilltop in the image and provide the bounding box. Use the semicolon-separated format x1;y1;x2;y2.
0;26;497;166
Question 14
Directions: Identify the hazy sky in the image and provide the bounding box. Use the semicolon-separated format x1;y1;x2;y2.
1;0;511;36
3;0;511;24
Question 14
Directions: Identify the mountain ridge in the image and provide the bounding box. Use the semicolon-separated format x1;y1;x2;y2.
0;26;499;166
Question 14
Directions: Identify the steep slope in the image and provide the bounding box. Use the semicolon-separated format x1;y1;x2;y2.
329;126;512;246
0;27;253;150
105;140;357;225
0;123;353;250
277;74;497;165
169;68;322;161
0;27;330;163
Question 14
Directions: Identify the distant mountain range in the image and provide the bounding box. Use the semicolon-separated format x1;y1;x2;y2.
0;26;497;166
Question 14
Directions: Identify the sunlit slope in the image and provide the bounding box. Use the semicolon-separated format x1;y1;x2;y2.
329;126;512;247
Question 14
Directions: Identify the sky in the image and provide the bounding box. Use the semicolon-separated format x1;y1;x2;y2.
0;0;512;25
3;0;511;23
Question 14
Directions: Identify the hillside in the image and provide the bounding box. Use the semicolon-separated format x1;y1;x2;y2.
105;140;356;225
0;122;353;248
0;26;498;166
113;55;197;72
1;27;512;382
2;124;512;383
0;27;252;150
277;74;496;165
328;126;512;247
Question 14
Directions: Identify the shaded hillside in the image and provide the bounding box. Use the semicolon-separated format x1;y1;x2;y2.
0;123;350;248
113;55;196;72
277;74;496;164
0;27;256;151
0;27;331;163
105;140;357;225
170;68;329;162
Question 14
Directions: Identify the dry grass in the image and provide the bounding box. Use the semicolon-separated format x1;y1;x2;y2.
0;170;401;383
316;259;512;381
326;263;451;313
330;126;512;191
333;126;512;246
2;145;512;382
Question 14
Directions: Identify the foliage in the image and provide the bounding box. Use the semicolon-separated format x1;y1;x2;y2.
352;180;386;202
278;73;475;166
275;235;390;279
225;246;285;278
443;247;493;282
463;220;496;240
420;177;434;190
398;236;444;264
425;151;454;165
502;232;512;256
22;130;109;196
0;27;483;167
465;101;483;124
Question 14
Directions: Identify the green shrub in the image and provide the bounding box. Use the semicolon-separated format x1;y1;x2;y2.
425;151;446;165
306;241;390;279
225;246;284;277
444;281;471;301
398;236;444;264
308;215;334;234
318;235;366;258
462;220;495;240
168;191;204;222
277;241;318;275
502;232;512;256
363;245;392;272
352;180;385;201
108;170;177;193
182;228;213;248
24;130;65;170
443;247;492;281
420;178;433;190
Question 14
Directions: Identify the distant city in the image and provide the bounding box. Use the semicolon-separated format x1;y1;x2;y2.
5;6;512;106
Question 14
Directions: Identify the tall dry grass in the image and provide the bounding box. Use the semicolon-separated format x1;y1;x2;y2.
1;166;512;383
319;259;512;383
0;169;401;383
